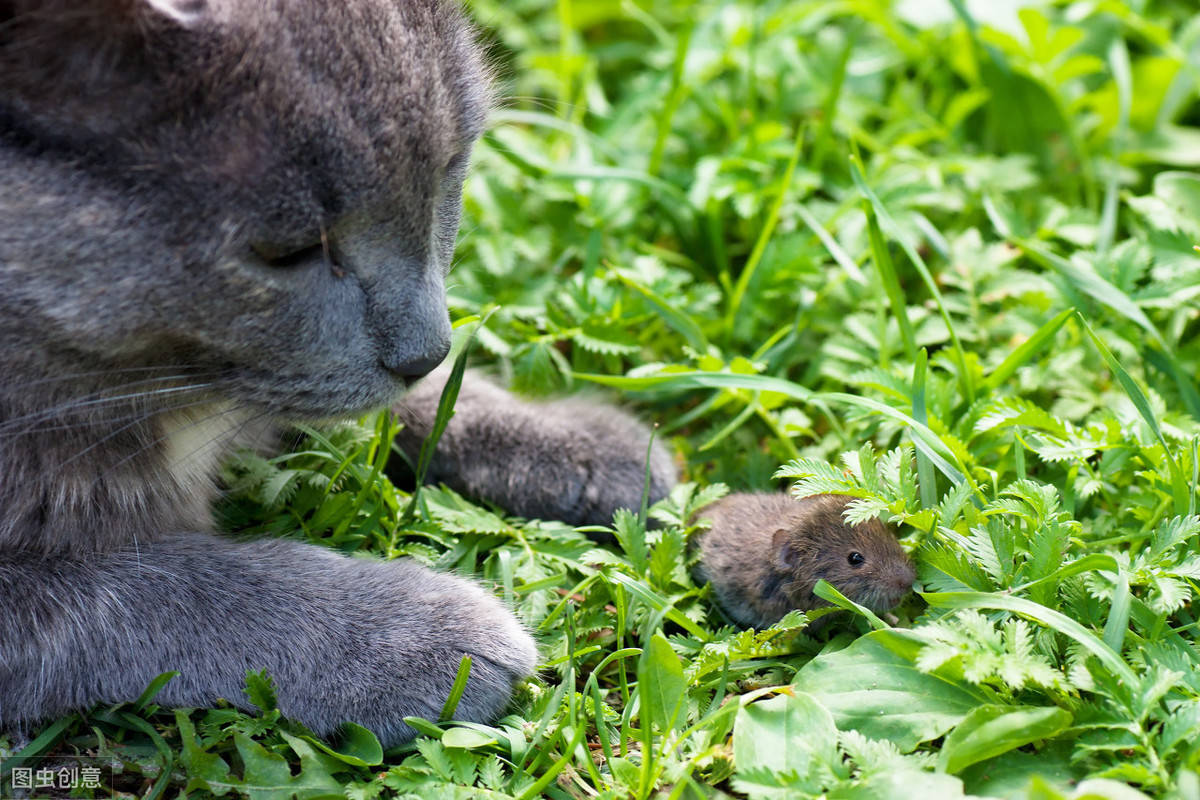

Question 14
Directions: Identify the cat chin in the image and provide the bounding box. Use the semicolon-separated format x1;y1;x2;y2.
223;375;411;422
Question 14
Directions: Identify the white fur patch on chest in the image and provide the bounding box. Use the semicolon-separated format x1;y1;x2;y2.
158;402;255;491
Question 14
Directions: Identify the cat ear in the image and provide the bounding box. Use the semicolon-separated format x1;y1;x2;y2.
772;529;799;572
142;0;208;26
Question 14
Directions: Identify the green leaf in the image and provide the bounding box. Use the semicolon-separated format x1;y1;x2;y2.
732;692;837;796
175;710;235;797
244;670;278;714
938;704;1072;774
402;317;486;524
850;154;974;403
611;268;708;352
795;629;990;750
828;770;969;799
441;726;499;750
813;579;889;630
133;671;179;712
235;732;344;800
235;733;295;800
300;722;383;768
1103;569;1132;655
863;196;916;359
639;633;685;732
921;592;1137;688
573;369;811;402
982;307;1075;392
1077;312;1188;514
725;123;806;333
439;655;473;722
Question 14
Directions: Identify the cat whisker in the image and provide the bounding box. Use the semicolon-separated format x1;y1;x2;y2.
52;395;235;471
0;364;211;392
495;95;572;114
0;381;217;437
0;395;220;440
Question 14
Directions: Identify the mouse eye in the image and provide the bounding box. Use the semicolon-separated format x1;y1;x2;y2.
847;551;865;567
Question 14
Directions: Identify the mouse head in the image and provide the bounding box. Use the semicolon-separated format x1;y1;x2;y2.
773;495;916;613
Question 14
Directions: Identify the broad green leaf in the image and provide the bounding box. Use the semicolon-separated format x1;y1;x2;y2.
959;745;1080;798
732;692;837;796
234;734;295;800
828;770;969;799
938;704;1072;774
794;629;990;750
299;722;383;768
441;726;499;750
235;732;344;800
639;633;685;732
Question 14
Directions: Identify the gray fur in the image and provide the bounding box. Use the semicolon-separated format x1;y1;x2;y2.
391;366;679;526
0;535;537;742
0;0;535;745
695;493;916;629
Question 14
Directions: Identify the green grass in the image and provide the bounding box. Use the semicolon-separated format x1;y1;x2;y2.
6;0;1200;797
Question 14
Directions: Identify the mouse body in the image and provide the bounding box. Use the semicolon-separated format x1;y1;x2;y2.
694;493;915;628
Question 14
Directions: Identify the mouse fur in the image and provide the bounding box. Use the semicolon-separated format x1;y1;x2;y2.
694;493;916;629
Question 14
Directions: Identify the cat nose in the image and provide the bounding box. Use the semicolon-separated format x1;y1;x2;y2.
357;257;452;381
381;336;449;382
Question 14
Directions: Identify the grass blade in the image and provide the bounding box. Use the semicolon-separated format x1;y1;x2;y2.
401;319;485;524
912;348;938;508
439;656;473;722
794;203;866;285
813;579;889;630
849;155;974;403
1077;312;1188;514
724;124;806;334
1097;37;1131;255
983;308;1075;392
863;198;916;360
1103;569;1132;654
611;268;708;352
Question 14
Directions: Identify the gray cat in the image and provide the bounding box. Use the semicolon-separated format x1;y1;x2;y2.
0;0;557;746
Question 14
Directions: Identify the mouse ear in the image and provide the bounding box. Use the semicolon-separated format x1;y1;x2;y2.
771;528;799;572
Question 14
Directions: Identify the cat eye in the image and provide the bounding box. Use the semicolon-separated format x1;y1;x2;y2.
249;241;325;269
847;551;865;567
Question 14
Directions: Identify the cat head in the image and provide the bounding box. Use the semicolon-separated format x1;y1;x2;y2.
0;0;489;418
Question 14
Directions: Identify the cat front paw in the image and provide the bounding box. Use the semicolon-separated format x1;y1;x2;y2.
273;552;538;745
391;368;678;525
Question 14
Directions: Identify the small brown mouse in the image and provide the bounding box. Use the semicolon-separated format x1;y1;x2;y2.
693;493;916;629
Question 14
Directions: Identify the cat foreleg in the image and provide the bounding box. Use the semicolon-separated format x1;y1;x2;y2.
0;533;536;745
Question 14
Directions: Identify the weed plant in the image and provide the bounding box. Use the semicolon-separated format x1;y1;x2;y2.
5;1;1200;798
